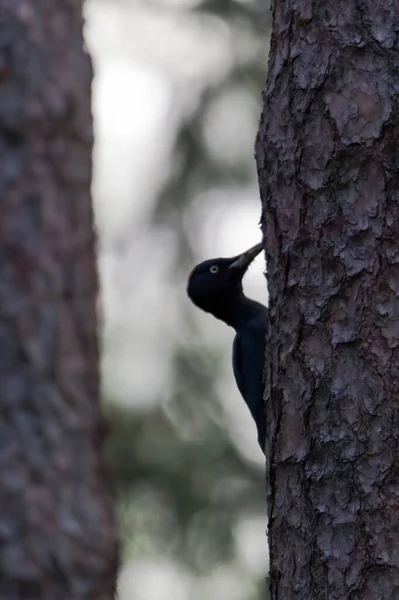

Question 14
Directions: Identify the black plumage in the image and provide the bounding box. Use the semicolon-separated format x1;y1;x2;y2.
187;242;267;452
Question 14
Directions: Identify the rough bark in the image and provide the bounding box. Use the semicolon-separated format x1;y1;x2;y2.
0;2;118;598
256;2;399;599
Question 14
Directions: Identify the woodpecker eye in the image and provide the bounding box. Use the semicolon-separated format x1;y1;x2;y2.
210;265;219;274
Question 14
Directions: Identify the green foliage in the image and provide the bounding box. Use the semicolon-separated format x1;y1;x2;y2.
106;401;265;570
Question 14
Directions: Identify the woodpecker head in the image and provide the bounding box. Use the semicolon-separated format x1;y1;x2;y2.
187;242;263;321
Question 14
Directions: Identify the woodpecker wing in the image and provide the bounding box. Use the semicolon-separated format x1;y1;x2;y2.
232;317;267;451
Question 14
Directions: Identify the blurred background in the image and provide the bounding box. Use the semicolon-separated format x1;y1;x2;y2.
84;1;271;598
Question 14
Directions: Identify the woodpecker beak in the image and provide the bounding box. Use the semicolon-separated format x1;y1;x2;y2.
229;242;263;272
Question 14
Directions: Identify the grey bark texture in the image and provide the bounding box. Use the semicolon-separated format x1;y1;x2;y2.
0;2;118;599
256;1;399;599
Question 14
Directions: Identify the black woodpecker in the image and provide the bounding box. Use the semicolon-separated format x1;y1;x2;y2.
187;242;267;453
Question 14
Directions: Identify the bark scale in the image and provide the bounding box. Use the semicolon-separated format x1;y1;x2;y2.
256;2;399;598
0;2;117;598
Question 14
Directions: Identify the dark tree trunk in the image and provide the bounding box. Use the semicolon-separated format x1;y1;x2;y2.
256;2;399;599
0;3;118;598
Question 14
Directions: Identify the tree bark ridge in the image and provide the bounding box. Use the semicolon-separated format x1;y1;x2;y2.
257;2;399;598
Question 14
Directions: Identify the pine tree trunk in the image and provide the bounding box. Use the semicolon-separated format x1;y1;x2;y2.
256;2;399;598
0;2;118;598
